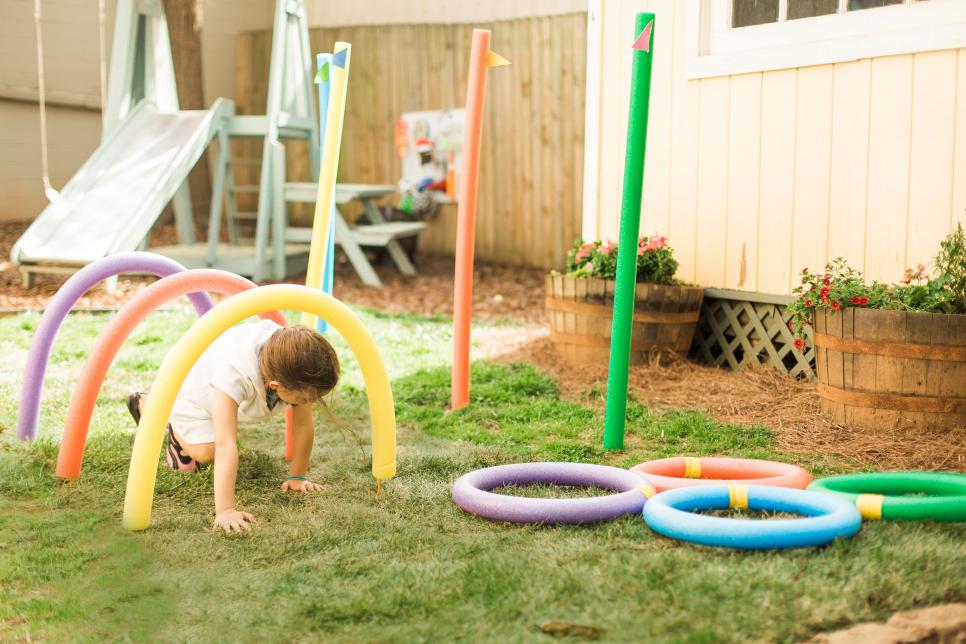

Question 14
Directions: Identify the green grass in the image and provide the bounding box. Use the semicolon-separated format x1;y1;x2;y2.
0;308;963;643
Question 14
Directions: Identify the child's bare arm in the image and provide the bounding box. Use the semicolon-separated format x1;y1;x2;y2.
211;388;254;532
280;404;321;493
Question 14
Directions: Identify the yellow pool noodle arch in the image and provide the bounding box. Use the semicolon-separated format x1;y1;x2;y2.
122;284;396;531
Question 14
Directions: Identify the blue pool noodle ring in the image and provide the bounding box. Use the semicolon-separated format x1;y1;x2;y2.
642;484;862;550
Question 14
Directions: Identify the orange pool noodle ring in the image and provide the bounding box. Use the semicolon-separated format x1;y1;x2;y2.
56;269;287;479
630;457;811;492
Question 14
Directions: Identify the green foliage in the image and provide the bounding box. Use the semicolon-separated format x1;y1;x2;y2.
935;221;966;313
563;235;679;284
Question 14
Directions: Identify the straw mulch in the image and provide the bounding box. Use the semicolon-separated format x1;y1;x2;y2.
477;325;966;473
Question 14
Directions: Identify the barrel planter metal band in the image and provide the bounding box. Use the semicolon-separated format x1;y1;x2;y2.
642;484;862;550
817;383;966;414
813;332;966;362
808;472;966;522
451;462;654;524
544;298;700;324
630;457;811;492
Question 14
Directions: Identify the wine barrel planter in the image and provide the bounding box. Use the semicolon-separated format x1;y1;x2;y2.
814;308;966;430
545;275;704;364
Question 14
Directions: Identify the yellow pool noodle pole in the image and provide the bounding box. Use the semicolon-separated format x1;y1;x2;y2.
123;284;395;531
303;42;351;329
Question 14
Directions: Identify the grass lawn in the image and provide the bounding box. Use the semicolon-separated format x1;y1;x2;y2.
0;307;963;643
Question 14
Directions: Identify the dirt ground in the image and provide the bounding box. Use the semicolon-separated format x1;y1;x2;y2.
2;220;962;471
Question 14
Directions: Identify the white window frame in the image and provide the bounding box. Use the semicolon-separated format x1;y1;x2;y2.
686;0;966;79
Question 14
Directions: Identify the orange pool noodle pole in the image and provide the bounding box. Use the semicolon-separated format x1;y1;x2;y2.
56;270;287;479
451;29;508;410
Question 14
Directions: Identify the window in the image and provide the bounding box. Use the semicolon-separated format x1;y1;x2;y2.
687;0;966;79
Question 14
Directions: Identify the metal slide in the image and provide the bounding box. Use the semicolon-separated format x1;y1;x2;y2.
11;99;233;268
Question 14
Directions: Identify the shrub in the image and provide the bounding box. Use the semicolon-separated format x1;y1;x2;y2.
787;223;966;351
562;235;679;284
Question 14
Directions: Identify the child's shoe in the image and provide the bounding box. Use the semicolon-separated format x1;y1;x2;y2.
126;392;144;426
165;426;198;472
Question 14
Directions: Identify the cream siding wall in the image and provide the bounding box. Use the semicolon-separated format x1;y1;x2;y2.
585;0;966;295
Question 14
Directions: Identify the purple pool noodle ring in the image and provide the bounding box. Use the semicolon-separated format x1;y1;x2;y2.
451;462;654;524
16;252;214;440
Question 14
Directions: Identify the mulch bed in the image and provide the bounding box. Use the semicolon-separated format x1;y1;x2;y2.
2;219;962;471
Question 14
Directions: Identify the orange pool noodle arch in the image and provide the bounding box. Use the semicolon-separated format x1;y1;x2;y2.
56;269;287;479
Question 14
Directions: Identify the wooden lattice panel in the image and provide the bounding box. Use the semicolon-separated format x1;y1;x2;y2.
691;289;816;380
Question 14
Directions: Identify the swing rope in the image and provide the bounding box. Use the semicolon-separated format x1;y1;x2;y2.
33;0;59;202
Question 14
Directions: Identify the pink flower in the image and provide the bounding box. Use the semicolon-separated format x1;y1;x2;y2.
583;261;594;274
575;249;589;262
640;235;668;253
599;242;616;255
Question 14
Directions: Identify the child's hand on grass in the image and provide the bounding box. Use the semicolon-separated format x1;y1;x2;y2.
280;479;322;493
213;508;256;534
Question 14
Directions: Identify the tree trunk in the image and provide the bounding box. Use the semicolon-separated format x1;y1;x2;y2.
163;0;211;224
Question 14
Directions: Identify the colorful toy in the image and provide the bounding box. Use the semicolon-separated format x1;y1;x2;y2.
451;29;509;410
603;13;655;450
16;252;213;441
631;457;811;492
808;472;966;521
55;269;287;479
122;284;396;531
451;462;654;524
304;43;351;330
643;484;861;550
314;52;335;334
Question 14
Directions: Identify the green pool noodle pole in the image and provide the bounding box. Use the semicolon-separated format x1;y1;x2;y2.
603;13;655;450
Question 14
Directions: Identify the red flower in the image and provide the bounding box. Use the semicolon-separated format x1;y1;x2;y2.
788;319;794;330
793;338;805;350
850;296;861;304
820;296;829;305
820;287;830;297
860;296;869;305
805;299;813;307
823;278;831;286
831;301;842;311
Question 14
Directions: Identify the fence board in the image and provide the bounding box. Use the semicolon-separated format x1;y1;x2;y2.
235;13;586;269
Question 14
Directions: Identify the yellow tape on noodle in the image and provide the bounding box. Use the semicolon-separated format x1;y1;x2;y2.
855;493;884;520
728;484;748;510
683;457;702;479
636;483;656;498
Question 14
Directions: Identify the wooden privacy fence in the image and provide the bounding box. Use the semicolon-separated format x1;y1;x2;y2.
235;13;587;269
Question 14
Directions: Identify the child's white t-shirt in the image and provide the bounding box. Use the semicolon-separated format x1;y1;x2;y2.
169;319;289;445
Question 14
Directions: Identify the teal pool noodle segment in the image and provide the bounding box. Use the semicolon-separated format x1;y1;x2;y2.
316;52;335;333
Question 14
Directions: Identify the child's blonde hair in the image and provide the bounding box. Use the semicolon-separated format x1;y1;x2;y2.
258;325;340;399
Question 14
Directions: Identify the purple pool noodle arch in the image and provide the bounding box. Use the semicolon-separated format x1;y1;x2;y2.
16;252;214;440
451;462;654;524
